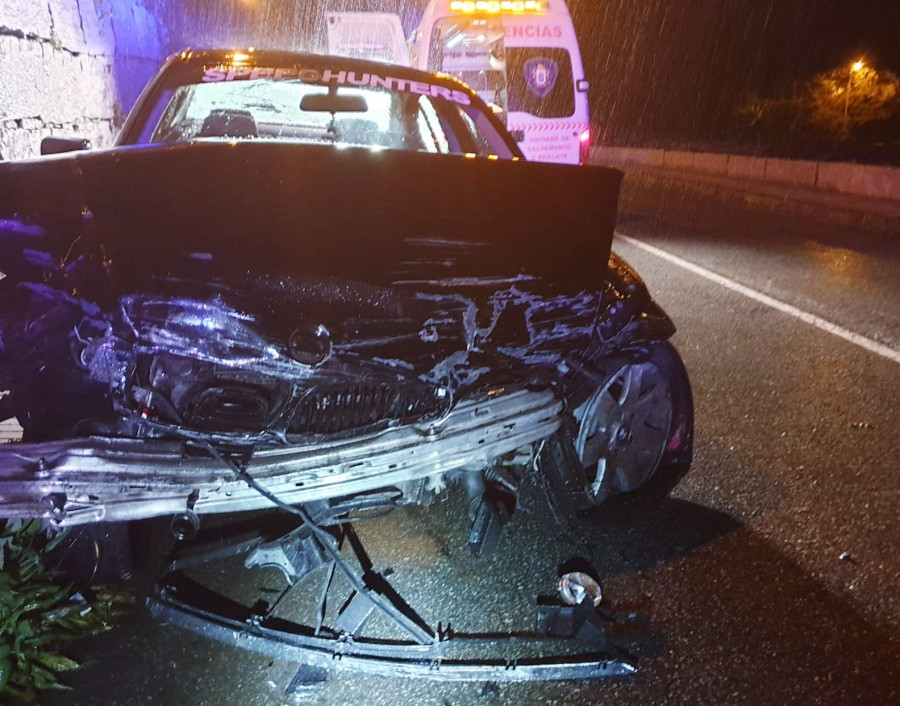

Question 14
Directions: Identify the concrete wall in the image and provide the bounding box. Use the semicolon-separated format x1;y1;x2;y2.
593;146;900;205
0;0;168;160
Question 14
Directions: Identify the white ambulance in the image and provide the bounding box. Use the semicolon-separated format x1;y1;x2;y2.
409;1;591;164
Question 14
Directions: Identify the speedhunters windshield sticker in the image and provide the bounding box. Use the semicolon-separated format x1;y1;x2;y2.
202;66;472;106
523;58;559;99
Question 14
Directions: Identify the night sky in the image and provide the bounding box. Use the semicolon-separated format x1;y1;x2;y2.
561;0;900;143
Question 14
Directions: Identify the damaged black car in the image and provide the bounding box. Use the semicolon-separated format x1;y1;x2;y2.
0;49;693;682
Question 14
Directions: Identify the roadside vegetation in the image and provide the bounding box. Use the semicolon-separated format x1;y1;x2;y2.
737;58;900;164
598;57;900;167
0;520;133;702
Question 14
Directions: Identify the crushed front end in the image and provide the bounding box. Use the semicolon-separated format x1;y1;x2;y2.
0;142;688;684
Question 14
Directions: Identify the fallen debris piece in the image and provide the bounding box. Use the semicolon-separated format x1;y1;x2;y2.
558;571;603;607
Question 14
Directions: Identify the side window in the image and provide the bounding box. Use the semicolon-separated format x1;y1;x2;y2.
456;108;492;155
416;97;451;153
469;109;515;158
149;87;195;143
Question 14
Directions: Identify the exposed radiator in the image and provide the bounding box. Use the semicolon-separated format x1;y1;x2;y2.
289;383;443;436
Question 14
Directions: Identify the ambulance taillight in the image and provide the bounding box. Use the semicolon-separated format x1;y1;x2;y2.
579;127;591;165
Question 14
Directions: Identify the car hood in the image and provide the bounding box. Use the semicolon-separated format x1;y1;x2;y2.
0;141;620;294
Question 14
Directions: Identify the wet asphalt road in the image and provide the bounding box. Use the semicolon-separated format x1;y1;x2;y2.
45;192;900;705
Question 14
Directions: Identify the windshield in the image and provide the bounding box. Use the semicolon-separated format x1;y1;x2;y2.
124;59;516;159
429;17;509;118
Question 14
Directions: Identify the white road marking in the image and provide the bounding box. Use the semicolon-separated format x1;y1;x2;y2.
616;233;900;365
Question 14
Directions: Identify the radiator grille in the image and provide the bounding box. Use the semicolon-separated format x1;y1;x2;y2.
288;383;443;436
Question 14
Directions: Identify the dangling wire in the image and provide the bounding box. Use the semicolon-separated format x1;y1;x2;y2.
200;440;436;646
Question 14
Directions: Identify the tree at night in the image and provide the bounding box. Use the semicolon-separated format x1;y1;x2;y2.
808;61;899;140
740;59;900;151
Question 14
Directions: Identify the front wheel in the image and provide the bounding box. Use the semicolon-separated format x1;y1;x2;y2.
540;342;693;526
573;341;693;504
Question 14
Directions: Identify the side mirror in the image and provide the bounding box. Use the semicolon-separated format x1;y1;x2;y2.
41;137;92;155
576;79;590;93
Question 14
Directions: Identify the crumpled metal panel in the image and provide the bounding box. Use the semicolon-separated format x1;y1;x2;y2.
0;388;562;526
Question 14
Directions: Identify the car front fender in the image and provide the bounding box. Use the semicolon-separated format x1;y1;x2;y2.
588;252;677;360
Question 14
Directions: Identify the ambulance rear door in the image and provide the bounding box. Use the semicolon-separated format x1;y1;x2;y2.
502;4;589;164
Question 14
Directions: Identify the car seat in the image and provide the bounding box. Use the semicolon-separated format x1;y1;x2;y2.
198;109;258;139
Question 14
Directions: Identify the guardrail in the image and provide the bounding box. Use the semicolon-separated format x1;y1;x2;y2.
592;146;900;204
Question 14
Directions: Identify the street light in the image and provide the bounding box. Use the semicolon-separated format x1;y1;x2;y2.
844;59;866;119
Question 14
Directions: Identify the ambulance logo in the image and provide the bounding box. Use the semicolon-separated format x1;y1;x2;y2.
524;58;558;99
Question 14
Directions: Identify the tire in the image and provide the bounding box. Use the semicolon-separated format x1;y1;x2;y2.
541;342;693;525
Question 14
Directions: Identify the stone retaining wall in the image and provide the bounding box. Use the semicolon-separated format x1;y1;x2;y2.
0;0;167;161
593;146;900;204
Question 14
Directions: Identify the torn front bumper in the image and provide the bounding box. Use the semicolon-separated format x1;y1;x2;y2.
0;388;561;527
145;503;638;685
148;577;636;683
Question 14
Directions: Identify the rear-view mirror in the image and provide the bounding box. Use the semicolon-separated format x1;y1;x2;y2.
300;93;369;113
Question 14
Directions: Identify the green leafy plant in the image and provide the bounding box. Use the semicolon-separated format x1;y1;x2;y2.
0;519;133;701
